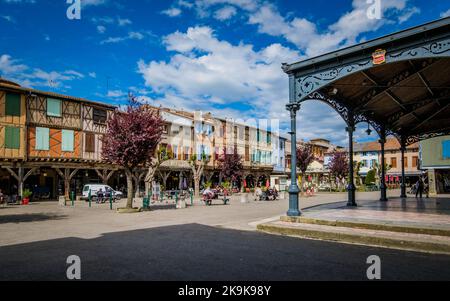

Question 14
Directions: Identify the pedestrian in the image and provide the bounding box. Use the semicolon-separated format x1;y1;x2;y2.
0;189;5;206
97;188;104;204
415;178;424;198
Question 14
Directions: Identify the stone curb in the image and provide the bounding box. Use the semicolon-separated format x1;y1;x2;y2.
257;223;450;255
280;216;450;237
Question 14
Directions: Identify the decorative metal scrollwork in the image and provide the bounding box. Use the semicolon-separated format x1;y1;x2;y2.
294;36;450;102
405;131;450;146
305;91;350;125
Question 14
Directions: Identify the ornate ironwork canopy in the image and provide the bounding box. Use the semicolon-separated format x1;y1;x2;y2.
283;17;450;145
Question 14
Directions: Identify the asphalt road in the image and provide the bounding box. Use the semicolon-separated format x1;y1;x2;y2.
1;223;449;281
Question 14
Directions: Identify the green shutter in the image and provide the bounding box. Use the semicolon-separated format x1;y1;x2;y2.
36;127;50;150
62;130;74;152
5;93;21;117
47;98;62;117
5;127;20;149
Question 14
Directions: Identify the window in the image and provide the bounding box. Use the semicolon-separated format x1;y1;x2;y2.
62;130;74;152
85;133;95;153
35;127;50;150
245;146;250;161
267;132;271;144
412;156;418;167
443;140;450;159
93;108;107;124
173;145;178;160
391;157;397;168
47;98;62;117
5;93;21;117
184;146;190;160
163;124;169;134
4;127;20;149
404;157;408;167
239;127;244;140
257;130;260;142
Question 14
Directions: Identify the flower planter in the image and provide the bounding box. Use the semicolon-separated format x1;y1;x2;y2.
22;198;30;205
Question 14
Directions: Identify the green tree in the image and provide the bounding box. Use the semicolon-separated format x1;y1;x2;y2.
365;169;376;185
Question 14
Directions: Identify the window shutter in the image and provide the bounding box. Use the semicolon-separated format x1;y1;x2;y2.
36;127;50;150
62;130;74;152
47;98;62;117
5;93;21;117
85;133;95;153
5;127;20;149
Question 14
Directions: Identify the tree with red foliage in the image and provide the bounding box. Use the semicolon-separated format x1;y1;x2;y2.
328;151;349;191
218;147;244;184
296;143;316;195
102;98;164;209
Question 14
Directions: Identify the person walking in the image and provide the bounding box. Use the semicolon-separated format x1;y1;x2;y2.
415;178;424;198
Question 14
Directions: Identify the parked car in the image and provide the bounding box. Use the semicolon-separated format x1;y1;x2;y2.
318;183;331;192
81;184;123;201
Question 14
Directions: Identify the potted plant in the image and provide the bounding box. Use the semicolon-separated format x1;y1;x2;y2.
22;189;32;205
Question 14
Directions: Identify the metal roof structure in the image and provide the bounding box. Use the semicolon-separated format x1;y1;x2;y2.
283;17;450;145
283;18;450;214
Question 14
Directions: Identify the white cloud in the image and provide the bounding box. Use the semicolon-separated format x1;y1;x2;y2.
81;0;108;7
138;26;300;122
0;54;84;89
248;0;418;56
106;90;127;98
0;54;28;74
97;25;106;34
100;31;146;44
441;9;450;18
117;17;132;26
88;72;97;78
214;5;237;20
1;15;14;22
397;6;420;23
162;7;182;17
2;0;36;3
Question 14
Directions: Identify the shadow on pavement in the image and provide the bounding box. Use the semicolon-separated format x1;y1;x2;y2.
0;213;67;224
0;223;449;281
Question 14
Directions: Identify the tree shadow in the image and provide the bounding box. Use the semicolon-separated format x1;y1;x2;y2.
0;213;67;224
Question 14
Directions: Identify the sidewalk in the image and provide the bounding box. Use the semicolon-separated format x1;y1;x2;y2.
257;197;450;255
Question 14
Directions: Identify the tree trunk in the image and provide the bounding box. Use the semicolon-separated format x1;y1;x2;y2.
125;169;134;209
300;172;305;196
194;176;200;197
64;179;70;199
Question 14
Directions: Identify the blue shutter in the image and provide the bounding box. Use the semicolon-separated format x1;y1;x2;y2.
62;130;74;152
36;127;50;151
47;98;62;117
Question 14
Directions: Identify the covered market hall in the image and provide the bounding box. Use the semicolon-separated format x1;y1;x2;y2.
282;17;450;216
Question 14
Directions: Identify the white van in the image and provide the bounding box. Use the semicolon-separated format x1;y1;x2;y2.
82;184;123;201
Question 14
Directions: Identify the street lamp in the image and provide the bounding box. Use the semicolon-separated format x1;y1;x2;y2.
366;122;372;136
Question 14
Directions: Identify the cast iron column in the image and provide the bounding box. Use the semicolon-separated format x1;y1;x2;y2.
400;135;407;198
286;103;301;216
346;118;357;207
379;128;388;202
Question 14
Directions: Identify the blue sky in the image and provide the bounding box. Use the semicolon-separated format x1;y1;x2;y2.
1;0;449;145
